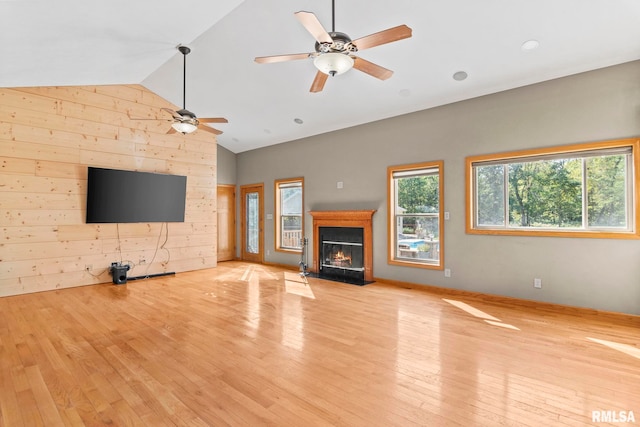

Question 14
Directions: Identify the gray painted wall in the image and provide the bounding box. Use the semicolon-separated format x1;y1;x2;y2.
236;60;640;315
217;144;237;185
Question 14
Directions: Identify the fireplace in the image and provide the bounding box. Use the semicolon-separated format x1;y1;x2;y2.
309;210;376;284
319;227;365;283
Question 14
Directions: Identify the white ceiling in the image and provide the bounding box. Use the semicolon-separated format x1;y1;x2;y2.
2;0;640;153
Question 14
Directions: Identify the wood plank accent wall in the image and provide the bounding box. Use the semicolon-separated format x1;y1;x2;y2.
0;85;217;296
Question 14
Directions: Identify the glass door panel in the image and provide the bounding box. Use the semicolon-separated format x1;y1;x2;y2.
240;184;263;262
246;192;259;254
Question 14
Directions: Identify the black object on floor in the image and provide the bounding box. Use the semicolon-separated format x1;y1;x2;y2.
307;272;373;286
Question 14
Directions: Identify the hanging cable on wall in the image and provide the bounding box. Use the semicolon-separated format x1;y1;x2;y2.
142;222;170;278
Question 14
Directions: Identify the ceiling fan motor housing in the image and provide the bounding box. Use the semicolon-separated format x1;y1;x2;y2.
315;32;357;54
176;109;199;125
177;108;196;119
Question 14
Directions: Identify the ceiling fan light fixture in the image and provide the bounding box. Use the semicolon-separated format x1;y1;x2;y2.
314;52;354;76
172;121;198;134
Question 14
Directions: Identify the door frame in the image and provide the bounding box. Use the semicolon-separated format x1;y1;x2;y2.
240;183;264;263
216;184;236;262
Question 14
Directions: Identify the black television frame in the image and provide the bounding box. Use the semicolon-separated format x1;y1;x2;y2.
86;167;187;224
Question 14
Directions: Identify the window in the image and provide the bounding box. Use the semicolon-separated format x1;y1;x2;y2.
466;138;639;238
388;161;444;269
275;178;304;252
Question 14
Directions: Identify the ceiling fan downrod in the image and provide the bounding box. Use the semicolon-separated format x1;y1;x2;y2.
331;0;336;33
178;45;191;110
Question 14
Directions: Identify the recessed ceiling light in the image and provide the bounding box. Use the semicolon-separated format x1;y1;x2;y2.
453;71;468;81
294;118;304;124
521;39;539;51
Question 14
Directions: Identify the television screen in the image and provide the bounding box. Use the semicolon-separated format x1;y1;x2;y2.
86;167;187;223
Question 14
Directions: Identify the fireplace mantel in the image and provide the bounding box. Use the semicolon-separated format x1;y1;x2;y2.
309;210;376;281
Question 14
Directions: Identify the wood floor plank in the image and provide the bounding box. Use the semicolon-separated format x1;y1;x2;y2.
16;388;46;427
0;261;638;426
24;365;66;426
0;367;25;426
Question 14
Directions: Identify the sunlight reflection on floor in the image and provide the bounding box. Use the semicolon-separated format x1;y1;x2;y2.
587;337;640;360
485;319;520;330
443;298;501;321
284;272;315;299
443;298;520;330
240;265;255;282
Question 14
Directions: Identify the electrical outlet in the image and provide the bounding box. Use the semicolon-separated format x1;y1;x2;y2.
534;278;542;288
266;250;270;256
85;264;92;271
444;268;451;277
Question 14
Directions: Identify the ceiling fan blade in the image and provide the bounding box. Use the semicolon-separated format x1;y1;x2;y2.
198;117;229;124
310;71;328;93
353;57;393;80
353;24;412;51
198;125;223;135
166;127;177;135
161;107;183;120
294;11;332;44
255;53;312;64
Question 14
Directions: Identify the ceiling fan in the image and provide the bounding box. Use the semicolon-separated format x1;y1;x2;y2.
140;45;228;135
254;0;412;93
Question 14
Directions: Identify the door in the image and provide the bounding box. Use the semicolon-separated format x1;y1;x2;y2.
240;184;264;263
217;184;236;262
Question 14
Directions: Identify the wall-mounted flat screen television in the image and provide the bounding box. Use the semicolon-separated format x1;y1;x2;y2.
86;167;187;223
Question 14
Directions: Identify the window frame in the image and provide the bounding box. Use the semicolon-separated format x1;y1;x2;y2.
387;160;444;270
274;177;304;253
465;138;640;239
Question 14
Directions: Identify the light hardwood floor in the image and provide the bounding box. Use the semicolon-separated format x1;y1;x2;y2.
1;261;638;426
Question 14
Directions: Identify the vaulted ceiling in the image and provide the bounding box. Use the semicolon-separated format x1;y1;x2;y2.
2;0;639;153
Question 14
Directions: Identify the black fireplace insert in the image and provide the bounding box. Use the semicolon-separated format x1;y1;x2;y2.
316;226;371;285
